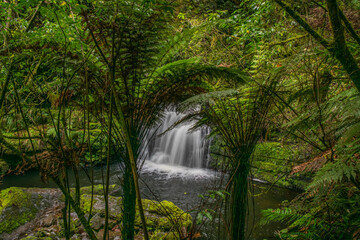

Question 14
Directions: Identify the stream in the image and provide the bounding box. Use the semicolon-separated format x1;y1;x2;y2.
0;110;298;239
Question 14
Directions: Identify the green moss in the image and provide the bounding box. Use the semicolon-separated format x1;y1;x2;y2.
80;193;122;218
0;187;38;234
253;142;296;162
80;184;118;195
0;187;29;213
149;231;180;240
252;141;305;188
160;200;192;228
80;194;96;215
20;236;38;240
80;193;191;234
64;184;119;202
21;236;53;240
58;216;81;237
136;199;192;231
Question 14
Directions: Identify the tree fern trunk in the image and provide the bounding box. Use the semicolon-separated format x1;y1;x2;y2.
230;156;250;240
122;163;136;240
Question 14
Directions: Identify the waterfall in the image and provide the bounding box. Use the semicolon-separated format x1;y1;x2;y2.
148;110;210;169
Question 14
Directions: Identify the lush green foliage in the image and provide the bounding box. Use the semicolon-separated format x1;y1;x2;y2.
1;0;360;239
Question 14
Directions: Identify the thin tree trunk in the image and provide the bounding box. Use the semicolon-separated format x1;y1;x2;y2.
52;177;98;240
25;0;45;32
125;134;150;240
0;60;13;112
274;0;360;92
122;161;136;240
339;9;360;46
103;89;113;240
325;0;360;91
110;74;149;240
230;156;250;240
62;198;71;240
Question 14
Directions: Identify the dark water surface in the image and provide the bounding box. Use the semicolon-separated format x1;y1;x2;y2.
1;161;298;239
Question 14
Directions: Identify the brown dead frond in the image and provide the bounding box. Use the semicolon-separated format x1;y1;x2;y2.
290;149;330;176
36;143;86;182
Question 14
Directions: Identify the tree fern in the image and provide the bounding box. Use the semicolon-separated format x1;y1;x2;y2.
262;85;360;239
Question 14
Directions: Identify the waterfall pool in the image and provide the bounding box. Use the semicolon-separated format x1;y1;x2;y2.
1;110;298;239
0;162;297;239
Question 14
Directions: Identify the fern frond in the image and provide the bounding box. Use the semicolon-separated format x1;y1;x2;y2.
307;159;360;191
180;89;239;111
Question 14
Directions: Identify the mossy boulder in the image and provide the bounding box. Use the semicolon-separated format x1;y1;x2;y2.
80;194;123;218
21;236;53;240
0;187;38;234
80;193;192;233
0;185;191;239
149;231;180;240
138;199;192;231
78;184;119;195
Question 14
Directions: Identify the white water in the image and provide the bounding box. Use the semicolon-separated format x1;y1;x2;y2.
143;110;214;178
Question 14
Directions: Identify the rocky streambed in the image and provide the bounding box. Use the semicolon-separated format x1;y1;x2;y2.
0;185;192;240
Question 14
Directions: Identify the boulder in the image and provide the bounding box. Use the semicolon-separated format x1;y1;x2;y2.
0;185;192;240
80;194;192;232
0;187;38;234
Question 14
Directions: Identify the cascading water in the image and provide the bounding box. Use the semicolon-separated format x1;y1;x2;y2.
144;110;211;176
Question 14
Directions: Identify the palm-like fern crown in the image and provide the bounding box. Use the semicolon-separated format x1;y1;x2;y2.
82;0;252;163
180;82;276;169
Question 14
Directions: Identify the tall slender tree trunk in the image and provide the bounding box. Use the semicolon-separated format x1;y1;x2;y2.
274;0;360;92
104;90;114;240
111;89;149;240
325;0;360;91
230;155;250;240
52;177;97;240
122;161;136;240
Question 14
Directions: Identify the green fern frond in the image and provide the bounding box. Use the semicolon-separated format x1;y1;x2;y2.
307;159;360;191
180;89;239;110
261;208;297;225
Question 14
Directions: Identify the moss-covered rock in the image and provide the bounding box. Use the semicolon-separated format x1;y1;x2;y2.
138;199;192;231
21;236;53;240
0;187;38;234
79;184;118;195
80;194;123;219
0;186;191;239
80;193;192;234
149;231;180;240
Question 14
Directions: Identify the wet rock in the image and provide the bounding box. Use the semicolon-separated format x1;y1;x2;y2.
81;194;122;218
147;231;179;240
80;232;90;240
78;184;119;195
0;187;38;234
71;233;80;239
96;229;122;240
0;187;62;239
90;213;103;230
0;185;192;240
80;194;192;232
40;214;55;227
